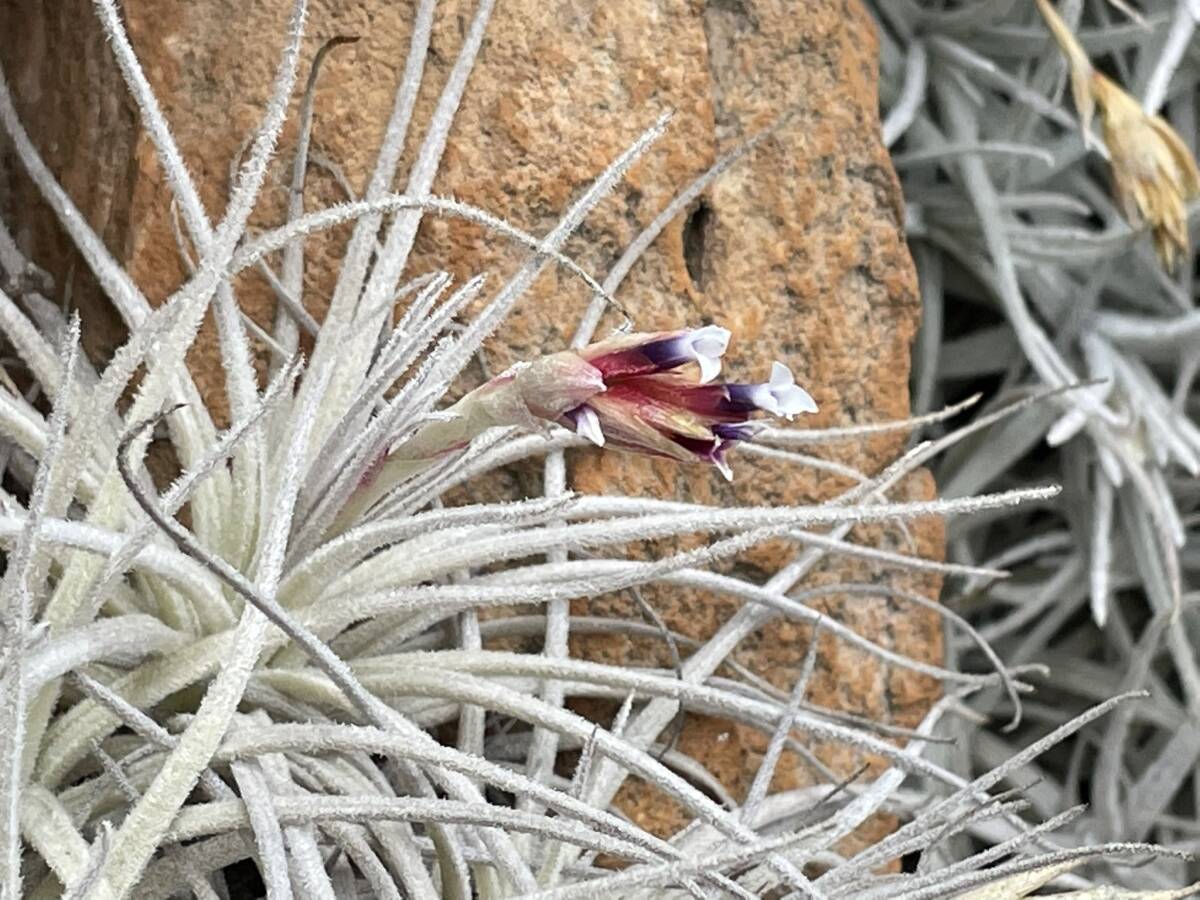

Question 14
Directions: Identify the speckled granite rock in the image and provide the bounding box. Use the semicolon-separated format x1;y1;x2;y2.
3;0;941;838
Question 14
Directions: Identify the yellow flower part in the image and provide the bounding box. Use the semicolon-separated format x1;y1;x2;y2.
1091;71;1200;271
1034;0;1200;270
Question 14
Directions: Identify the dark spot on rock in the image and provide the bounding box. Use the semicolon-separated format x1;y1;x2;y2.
683;199;712;288
706;0;757;31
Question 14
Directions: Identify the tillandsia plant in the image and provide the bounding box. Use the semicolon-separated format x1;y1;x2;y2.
872;0;1200;893
0;0;1196;898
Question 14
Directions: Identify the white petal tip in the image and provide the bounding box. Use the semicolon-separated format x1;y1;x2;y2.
696;355;722;384
691;324;731;345
758;362;818;419
688;326;732;384
574;407;605;447
714;458;734;481
790;388;819;417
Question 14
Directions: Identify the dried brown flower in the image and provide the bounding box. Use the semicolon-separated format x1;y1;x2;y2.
1091;71;1200;271
1035;0;1200;270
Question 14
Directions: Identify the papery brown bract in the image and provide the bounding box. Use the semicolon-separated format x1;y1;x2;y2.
1092;72;1200;272
1035;0;1200;270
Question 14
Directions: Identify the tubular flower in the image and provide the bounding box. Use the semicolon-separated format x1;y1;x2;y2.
342;325;816;528
562;326;817;480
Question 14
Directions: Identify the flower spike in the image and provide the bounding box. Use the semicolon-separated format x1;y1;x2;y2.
346;325;819;519
561;330;817;479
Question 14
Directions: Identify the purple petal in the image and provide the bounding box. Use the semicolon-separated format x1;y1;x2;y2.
712;422;758;442
722;384;767;414
640;326;730;383
588;326;731;382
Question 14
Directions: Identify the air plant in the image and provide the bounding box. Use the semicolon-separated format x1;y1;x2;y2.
873;0;1200;892
0;0;1195;898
